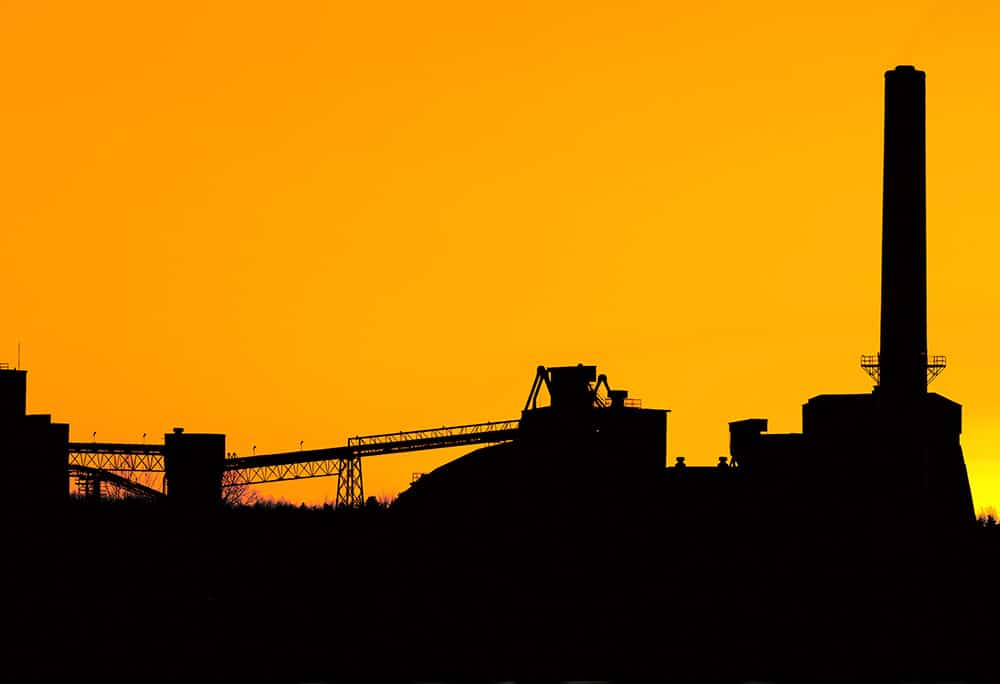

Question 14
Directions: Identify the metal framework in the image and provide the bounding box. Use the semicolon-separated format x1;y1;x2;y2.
67;419;520;506
224;419;520;505
69;464;165;501
524;366;553;411
220;452;365;507
926;355;947;384
861;354;881;384
860;353;947;386
223;453;350;486
68;442;165;472
522;365;640;410
346;420;520;455
336;456;364;508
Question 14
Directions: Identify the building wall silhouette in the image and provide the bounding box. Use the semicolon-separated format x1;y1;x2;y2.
1;367;69;506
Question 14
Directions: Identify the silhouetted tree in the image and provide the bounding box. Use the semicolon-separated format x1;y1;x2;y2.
221;469;257;507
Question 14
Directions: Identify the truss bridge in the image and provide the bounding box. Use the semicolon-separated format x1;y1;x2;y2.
25;364;642;509
68;419;519;507
68;442;165;471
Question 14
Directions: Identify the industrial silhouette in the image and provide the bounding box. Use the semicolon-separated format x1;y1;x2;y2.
5;67;998;682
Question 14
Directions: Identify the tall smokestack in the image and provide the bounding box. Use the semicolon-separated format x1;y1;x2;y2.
879;65;927;399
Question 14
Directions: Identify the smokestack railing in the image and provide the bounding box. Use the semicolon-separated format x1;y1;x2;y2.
860;353;946;386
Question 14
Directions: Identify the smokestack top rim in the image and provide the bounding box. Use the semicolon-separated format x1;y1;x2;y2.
886;65;925;78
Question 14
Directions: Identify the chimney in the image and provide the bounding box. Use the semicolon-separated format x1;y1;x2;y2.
879;65;927;399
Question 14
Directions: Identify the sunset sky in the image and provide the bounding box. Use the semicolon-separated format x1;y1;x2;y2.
3;1;1000;511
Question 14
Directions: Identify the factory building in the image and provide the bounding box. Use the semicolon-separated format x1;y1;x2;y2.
729;66;974;538
0;366;69;506
395;363;669;522
397;66;976;541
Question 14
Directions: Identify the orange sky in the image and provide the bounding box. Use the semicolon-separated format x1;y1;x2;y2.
3;1;1000;512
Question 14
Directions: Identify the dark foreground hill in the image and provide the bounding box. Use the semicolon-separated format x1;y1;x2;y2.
7;497;999;683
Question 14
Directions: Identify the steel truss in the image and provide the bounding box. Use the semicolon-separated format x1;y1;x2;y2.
336;456;363;508
224;419;520;505
346;420;520;455
68;443;165;472
69;464;165;501
860;353;948;386
66;419;520;506
223;457;346;486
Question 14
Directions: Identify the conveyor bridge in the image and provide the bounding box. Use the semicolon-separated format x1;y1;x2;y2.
67;419;519;505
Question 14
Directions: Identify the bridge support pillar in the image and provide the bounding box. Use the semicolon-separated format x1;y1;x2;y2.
336;454;364;508
163;428;225;508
